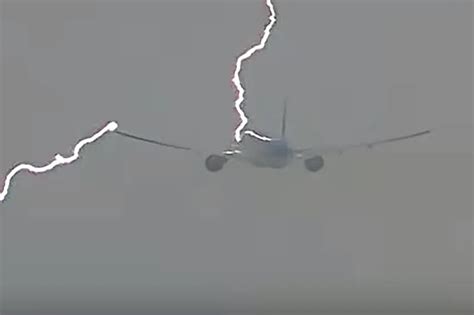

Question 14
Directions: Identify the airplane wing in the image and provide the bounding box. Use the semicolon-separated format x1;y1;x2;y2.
113;129;237;157
294;129;431;159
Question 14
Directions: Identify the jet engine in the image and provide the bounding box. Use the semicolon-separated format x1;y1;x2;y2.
304;155;324;172
205;154;228;172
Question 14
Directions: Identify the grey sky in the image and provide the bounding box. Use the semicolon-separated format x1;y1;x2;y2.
1;0;472;313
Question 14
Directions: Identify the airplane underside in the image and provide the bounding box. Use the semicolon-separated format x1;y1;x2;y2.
204;153;324;173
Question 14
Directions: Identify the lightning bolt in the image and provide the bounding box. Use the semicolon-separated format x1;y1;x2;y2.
232;0;277;143
1;0;278;201
0;121;118;202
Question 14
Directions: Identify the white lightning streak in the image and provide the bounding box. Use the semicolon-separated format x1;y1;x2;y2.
0;121;118;202
232;0;277;143
1;0;277;201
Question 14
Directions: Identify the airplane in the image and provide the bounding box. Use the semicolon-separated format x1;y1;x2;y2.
113;100;432;173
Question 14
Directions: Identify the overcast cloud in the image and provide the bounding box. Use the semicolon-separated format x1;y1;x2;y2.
1;0;472;314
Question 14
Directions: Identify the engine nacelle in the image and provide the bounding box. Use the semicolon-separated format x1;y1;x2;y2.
205;154;228;172
304;155;324;172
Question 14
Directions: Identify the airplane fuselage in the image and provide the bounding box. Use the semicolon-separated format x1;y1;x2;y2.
236;135;294;169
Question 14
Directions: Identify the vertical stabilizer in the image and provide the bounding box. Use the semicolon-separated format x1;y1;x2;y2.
281;97;288;139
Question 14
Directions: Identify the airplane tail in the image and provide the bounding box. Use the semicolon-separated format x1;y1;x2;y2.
281;97;288;139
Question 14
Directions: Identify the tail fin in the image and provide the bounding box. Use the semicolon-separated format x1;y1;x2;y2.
281;97;288;138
